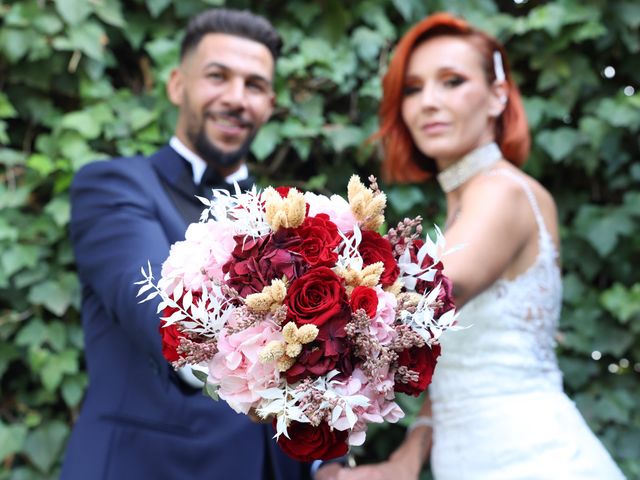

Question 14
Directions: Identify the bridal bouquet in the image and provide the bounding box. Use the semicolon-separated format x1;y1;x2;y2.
137;176;457;462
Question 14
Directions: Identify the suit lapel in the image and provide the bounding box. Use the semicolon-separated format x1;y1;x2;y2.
150;145;205;226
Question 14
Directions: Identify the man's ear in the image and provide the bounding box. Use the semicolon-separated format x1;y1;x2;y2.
167;67;183;107
489;81;509;118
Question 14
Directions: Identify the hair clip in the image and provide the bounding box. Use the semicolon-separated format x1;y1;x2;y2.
493;50;506;83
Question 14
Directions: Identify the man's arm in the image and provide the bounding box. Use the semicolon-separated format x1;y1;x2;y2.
70;159;172;364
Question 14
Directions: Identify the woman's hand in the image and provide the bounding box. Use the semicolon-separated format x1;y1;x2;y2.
332;458;419;480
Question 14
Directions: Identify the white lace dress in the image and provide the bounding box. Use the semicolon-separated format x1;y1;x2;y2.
429;171;625;480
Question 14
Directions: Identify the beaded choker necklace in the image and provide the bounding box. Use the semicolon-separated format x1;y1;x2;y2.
436;142;503;193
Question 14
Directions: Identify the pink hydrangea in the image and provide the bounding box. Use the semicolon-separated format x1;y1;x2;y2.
304;192;357;233
161;220;235;291
369;288;397;345
208;319;282;414
331;368;404;446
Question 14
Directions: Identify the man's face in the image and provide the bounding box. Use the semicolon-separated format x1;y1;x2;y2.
168;33;275;168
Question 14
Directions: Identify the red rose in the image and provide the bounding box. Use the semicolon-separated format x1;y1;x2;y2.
285;314;353;383
349;286;378;318
285;267;348;327
289;214;340;267
159;306;186;363
275;420;349;462
357;230;399;287
394;343;442;396
224;230;307;298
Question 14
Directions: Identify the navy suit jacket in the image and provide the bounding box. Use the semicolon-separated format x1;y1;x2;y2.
62;146;310;480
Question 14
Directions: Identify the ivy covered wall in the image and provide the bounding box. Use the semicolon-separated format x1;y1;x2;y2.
1;0;638;478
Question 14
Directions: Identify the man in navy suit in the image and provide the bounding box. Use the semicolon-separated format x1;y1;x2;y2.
61;8;310;480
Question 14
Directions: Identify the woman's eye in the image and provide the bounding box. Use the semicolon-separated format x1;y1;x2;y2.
402;85;421;96
443;76;465;87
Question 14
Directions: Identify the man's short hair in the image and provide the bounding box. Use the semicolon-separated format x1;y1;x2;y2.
181;8;282;62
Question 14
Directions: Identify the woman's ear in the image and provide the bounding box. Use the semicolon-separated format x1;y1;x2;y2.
489;81;509;118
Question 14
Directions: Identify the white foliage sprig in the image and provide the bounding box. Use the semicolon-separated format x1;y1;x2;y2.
135;261;233;338
336;223;363;271
399;284;462;343
256;382;308;440
199;183;271;238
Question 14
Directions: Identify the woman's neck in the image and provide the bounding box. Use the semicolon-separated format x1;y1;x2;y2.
436;142;503;194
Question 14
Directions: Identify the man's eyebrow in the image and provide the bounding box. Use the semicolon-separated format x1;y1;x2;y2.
203;62;272;86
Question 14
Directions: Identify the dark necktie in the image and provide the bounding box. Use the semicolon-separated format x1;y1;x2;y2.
197;166;255;199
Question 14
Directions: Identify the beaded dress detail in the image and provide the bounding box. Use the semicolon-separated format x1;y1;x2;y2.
429;169;625;480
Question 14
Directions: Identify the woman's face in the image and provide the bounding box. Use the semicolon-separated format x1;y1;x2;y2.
401;35;505;166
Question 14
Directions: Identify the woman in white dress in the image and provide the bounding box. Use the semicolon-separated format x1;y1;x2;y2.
328;12;625;480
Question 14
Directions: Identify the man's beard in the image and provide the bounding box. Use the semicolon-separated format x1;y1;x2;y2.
188;113;256;168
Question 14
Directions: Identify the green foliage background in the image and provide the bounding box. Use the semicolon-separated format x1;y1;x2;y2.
1;0;638;478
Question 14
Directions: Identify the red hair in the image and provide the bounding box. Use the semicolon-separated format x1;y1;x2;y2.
378;13;530;183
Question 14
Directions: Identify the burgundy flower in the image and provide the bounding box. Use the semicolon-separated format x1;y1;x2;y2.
275;420;349;462
223;230;307;298
356;230;399;287
285;313;353;383
394;343;442;396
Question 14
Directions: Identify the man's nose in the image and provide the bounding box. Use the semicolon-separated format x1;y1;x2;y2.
221;78;247;109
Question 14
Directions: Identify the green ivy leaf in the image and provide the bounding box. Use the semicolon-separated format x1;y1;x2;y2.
537;128;584;162
1;244;41;277
41;349;79;392
23;420;69;473
146;0;172;17
54;0;93;26
601;283;640;324
251;122;280;161
28;275;79;316
15;319;48;349
387;186;426;215
0;422;27;459
0;28;32;62
94;0;126;27
61;374;88;407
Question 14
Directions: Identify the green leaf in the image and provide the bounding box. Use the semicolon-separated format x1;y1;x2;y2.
573;205;635;257
28;275;79;316
33;12;64;35
41;349;79;391
27;154;57;177
537;128;584;162
251;122;280;161
54;0;93;25
0;28;32;62
387;186;426;214
23;420;69;474
0;92;18;118
351;27;384;61
44;196;71;227
94;0;126;27
146;0;172;17
1;244;41;277
61;374;87;407
16;319;48;349
60;111;101;139
601;283;640;324
0;422;27;459
322;125;365;152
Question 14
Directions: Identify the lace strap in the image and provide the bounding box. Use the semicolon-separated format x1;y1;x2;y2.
486;169;548;241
